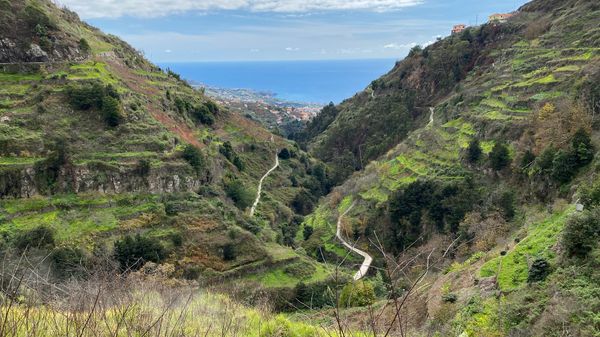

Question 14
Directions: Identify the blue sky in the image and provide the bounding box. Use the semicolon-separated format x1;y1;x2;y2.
59;0;529;62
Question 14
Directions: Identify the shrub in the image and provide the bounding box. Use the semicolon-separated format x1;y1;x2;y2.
102;96;122;127
466;139;482;163
224;179;254;210
291;190;315;215
113;234;167;271
135;159;151;177
78;38;91;54
572;128;594;166
527;258;551;283
442;293;458;303
14;226;55;250
222;243;236;261
551;150;577;184
182;265;202;280
51;246;86;278
182;145;205;174
339;281;376;308
278;148;291;160
303;225;314;240
520;150;536;173
489;142;511;171
562;208;600;258
66;82;105;110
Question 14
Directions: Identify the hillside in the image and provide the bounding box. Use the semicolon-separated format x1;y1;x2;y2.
0;0;342;292
1;0;600;335
291;0;600;335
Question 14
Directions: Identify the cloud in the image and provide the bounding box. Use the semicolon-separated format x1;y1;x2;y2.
164;49;172;53
56;0;423;18
285;47;300;51
383;42;417;50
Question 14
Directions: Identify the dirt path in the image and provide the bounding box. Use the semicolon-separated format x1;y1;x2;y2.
249;153;279;217
336;202;373;281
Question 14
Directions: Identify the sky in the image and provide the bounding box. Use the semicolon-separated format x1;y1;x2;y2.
55;0;529;62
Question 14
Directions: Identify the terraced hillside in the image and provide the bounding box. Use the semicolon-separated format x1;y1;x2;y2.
293;0;600;335
0;0;339;288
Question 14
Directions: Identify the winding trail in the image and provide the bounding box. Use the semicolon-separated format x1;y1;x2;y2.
249;153;280;217
336;202;373;281
428;107;435;126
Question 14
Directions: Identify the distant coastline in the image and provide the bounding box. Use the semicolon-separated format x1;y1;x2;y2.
158;59;396;105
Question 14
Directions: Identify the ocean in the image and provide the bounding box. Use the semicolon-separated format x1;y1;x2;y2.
158;59;396;104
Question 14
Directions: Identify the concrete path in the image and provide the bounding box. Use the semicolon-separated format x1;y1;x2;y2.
336;202;373;281
250;153;279;217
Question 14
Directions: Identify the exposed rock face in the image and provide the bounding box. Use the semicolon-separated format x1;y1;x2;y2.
0;164;203;198
0;37;86;63
26;43;48;61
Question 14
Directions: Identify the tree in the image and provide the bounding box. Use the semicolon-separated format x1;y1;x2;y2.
562;208;600;258
489;142;511;171
551;150;577;184
182;145;205;174
520;150;536;173
572;128;594;166
225;179;254;210
292;190;315;215
102;96;122;127
278;148;291;160
466;139;482;163
113;234;166;271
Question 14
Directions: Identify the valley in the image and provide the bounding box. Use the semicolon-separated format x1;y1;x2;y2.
1;0;599;336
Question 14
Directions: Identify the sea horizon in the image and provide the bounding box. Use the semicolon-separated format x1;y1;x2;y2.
158;58;397;105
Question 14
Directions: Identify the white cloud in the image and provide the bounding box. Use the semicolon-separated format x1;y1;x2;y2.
164;49;172;53
383;42;417;50
285;47;300;51
55;0;423;18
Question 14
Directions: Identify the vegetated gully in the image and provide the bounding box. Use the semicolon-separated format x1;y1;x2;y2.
250;151;373;280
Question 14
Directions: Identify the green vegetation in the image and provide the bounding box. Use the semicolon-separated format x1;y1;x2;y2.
339;281;376;308
114;234;167;271
480;208;571;291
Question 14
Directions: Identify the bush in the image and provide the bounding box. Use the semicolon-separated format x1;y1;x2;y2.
489;142;511;171
66;82;105;110
303;225;314;240
442;293;458;303
14;226;55;250
562;208;600;258
572;128;594;166
182;265;202;280
291;190;315;215
551;150;577;184
51;246;86;278
339;281;376;308
102;96;122;127
66;82;123;127
79;38;91;54
527;258;551;283
466;139;482;163
278;148;291;160
222;243;236;261
224;179;254;210
113;234;167;271
182;145;205;174
135;159;151;177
